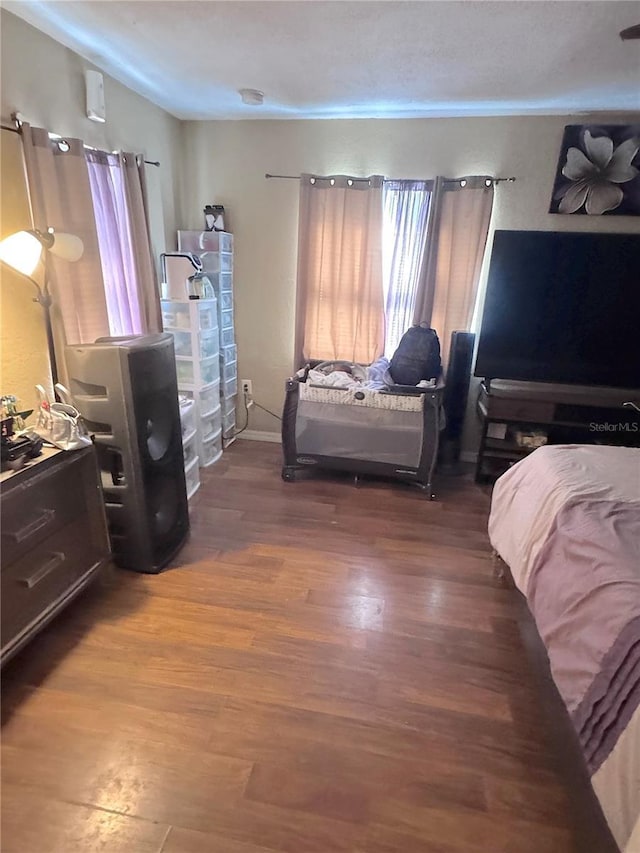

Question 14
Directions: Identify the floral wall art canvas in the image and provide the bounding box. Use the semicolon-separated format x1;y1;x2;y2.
549;124;640;216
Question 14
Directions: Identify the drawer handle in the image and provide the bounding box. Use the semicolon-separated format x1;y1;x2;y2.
18;552;66;589
5;509;56;543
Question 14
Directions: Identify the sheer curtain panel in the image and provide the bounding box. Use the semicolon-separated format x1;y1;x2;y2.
382;180;432;357
295;174;385;366
20;124;109;368
86;151;161;337
414;177;494;367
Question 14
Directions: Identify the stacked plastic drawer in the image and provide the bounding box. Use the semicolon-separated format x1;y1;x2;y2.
160;296;223;468
177;230;237;442
179;396;200;499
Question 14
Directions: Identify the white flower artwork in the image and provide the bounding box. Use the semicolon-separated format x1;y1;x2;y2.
550;125;640;216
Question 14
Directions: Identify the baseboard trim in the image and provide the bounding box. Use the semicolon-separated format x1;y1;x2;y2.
236;429;282;444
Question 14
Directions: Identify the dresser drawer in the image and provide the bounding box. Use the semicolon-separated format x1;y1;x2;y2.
1;515;103;649
1;457;86;566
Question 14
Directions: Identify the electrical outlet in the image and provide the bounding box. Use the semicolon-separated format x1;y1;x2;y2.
241;379;253;397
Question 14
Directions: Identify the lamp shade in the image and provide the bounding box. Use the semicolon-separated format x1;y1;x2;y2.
0;230;43;276
0;228;84;274
49;231;84;262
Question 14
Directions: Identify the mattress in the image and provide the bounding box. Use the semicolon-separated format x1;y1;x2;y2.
489;445;640;852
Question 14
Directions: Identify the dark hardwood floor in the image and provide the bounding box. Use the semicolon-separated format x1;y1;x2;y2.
0;441;598;852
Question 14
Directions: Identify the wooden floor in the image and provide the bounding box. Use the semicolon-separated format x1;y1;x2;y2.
1;442;591;852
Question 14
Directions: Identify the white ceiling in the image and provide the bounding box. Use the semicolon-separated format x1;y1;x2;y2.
5;0;640;120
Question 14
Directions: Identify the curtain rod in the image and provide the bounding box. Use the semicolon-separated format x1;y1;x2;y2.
265;173;516;184
1;122;160;167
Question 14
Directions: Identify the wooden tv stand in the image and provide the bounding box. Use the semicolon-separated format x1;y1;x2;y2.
475;380;640;483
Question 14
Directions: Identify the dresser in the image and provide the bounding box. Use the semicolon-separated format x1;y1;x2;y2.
1;446;110;665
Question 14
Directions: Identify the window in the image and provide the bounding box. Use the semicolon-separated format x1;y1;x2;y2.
86;151;143;336
382;180;431;357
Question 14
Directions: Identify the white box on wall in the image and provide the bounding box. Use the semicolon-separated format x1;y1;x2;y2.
85;69;106;123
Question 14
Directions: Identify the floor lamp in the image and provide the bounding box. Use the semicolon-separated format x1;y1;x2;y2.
0;228;84;388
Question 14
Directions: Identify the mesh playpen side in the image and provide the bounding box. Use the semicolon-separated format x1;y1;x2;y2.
281;373;443;498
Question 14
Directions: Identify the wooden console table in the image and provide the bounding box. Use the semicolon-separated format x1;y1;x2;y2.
1;446;110;665
476;380;640;483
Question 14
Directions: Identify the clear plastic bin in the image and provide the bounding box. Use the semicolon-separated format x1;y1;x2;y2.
171;327;219;360
221;359;237;383
175;356;220;387
200;427;223;467
178;231;233;253
198;251;233;275
200;330;219;359
179;397;196;437
185;456;200;499
201;405;222;440
221;375;238;399
219;307;234;331
202;270;232;293
180;381;220;415
222;409;236;437
220;394;237;416
220;327;235;348
218;290;233;311
182;429;199;467
220;343;237;367
161;298;217;333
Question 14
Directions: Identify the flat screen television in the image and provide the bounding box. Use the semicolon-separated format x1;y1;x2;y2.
474;230;640;389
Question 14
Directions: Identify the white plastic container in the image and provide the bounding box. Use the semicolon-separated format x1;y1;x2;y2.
182;428;199;467
222;409;236;438
218;290;233;311
161;298;217;333
200;427;223;467
221;358;237;384
181;381;220;416
200;405;222;440
220;374;238;400
171;327;219;360
220;327;235;348
175;356;220;388
179;397;196;438
219;307;234;332
185;455;201;500
218;271;233;292
220;343;237;367
220;394;237;417
177;230;233;253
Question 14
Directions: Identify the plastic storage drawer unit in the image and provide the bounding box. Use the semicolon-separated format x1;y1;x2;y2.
179;397;196;438
185;456;201;499
200;428;223;467
182;429;199;467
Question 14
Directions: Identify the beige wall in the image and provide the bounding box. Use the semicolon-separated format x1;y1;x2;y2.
0;9;183;410
180;115;640;444
0;130;50;411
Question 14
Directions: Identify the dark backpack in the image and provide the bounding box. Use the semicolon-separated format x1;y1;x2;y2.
389;325;442;386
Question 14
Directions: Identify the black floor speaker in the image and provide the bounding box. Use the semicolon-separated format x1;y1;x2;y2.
65;333;189;573
440;331;476;468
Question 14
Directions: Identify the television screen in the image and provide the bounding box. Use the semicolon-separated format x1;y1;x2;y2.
474;230;640;389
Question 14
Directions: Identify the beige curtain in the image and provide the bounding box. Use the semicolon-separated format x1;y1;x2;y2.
413;176;494;367
21;124;109;361
122;153;161;333
295;174;385;366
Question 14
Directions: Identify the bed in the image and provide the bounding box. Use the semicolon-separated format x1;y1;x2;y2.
489;444;640;852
